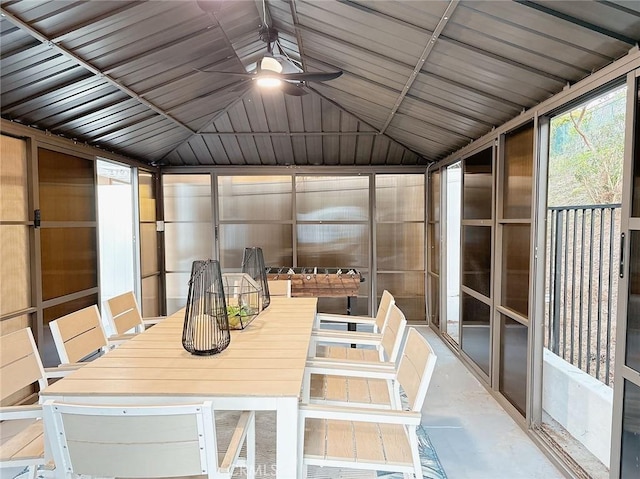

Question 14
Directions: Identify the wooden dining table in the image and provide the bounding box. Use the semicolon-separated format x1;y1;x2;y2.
41;296;318;479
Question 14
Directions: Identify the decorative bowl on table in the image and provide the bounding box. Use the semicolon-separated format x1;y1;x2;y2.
222;272;262;329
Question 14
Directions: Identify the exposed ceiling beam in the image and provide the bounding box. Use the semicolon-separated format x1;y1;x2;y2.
199;131;379;137
379;0;459;134
0;7;196;135
515;1;638;45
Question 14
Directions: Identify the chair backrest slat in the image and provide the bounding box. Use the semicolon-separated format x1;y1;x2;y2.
44;401;217;478
106;291;143;335
49;305;107;364
374;290;395;332
380;304;406;362
0;328;46;400
396;328;437;411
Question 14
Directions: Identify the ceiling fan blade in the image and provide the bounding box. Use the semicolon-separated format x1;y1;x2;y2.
194;68;255;79
280;82;308;96
281;71;343;82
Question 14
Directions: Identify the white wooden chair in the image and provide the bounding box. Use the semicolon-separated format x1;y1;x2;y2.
308;301;406;363
267;279;291;298
49;305;116;366
299;328;437;479
303;326;431;410
104;290;165;340
314;289;394;334
0;328;79;478
43;400;255;479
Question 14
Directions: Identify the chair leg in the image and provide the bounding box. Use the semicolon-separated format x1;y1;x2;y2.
246;412;256;479
409;427;423;479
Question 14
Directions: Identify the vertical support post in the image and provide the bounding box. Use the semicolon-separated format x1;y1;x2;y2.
551;209;563;355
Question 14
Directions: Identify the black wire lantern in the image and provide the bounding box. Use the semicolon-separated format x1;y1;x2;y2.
182;260;231;356
241;247;270;309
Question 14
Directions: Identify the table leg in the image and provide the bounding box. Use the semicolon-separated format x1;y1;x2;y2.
348;296;356;347
277;397;299;478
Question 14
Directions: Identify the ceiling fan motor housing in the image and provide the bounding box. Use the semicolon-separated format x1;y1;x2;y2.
259;26;278;46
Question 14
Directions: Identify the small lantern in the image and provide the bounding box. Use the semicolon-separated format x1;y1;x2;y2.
222;272;262;329
242;247;270;309
182;260;230;355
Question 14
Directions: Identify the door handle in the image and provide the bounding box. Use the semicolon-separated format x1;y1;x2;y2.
619;232;625;278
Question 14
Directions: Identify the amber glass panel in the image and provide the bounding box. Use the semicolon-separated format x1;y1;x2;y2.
430;170;440;220
219;176;292;221
138;171;156;222
141;275;159;317
377;223;424;271
220;224;292;270
500;315;528;415
633;79;640;217
41;228;98;300
140;223;158;276
296;176;368;221
0;226;30;315
377;272;425;321
502;224;531;317
503;124;534;219
38;148;95;222
621;380;640;478
429;223;440;275
297;224;367;268
463;147;493;220
43;294;99;324
626;231;640;372
463;226;491;297
163;174;211;222
376;174;424;222
1;135;28;221
461;292;491;376
429;274;440;327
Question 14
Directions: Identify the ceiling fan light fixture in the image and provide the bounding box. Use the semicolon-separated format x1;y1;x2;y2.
256;76;282;88
260;56;283;73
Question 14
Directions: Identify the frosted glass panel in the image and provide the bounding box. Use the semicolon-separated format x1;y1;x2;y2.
165;272;190;315
220;224;292;269
164;223;213;271
0;135;28;221
163;175;211;222
377;272;425;321
502;224;530;317
376;174;424;221
138;172;156;222
430;170;440;220
500;315;528;415
296;176;368;221
377;223;424;270
297;224;367;267
503;124;533;219
140;223;158;275
219;176;292;220
464;148;492;220
429;223;440;274
141;275;159;317
0;226;30;315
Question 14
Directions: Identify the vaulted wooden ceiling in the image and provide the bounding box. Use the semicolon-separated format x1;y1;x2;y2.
2;0;639;167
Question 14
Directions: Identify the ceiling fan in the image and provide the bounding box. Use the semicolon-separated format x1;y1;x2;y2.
196;24;343;96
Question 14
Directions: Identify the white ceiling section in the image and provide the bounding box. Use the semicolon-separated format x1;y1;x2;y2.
1;0;639;166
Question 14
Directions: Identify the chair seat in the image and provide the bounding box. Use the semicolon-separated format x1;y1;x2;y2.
304;418;413;468
0;419;44;463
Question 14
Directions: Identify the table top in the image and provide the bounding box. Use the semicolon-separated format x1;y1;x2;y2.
41;297;318;399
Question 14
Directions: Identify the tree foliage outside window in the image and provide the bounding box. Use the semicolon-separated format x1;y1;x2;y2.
548;86;626;206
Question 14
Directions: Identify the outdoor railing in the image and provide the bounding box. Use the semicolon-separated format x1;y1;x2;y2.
545;203;621;386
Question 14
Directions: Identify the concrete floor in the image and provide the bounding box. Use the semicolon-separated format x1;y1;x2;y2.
418;326;566;479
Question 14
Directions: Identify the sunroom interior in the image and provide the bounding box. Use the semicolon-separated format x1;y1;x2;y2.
1;1;640;478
